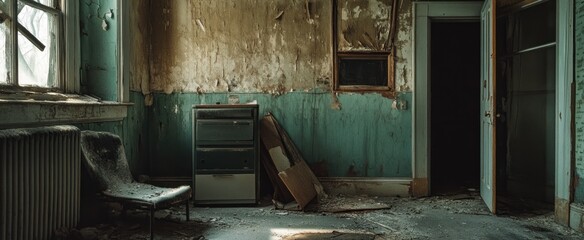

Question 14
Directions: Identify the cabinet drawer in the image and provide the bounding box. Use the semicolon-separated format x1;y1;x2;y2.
196;147;254;172
196;109;254;119
195;174;256;202
196;119;254;141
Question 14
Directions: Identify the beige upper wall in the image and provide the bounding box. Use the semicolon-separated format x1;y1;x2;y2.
131;0;412;94
129;0;151;94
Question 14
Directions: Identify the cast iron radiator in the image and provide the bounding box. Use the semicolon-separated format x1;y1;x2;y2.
0;125;80;240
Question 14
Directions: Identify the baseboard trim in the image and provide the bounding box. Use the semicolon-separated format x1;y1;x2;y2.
318;177;411;197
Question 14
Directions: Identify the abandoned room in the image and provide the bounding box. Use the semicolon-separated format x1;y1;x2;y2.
2;0;584;239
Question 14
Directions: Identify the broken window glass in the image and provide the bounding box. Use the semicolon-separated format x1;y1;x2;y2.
17;0;58;88
0;0;58;88
0;0;10;84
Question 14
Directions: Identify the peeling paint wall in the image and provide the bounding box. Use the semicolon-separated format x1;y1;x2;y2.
337;0;392;51
79;0;149;175
5;0;413;179
142;0;414;178
147;0;413;94
129;0;151;95
395;0;412;92
575;0;584;203
80;0;119;101
149;0;330;93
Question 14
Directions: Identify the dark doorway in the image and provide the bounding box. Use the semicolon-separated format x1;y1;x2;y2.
430;21;481;195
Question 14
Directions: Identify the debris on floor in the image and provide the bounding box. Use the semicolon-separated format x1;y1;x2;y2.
71;195;584;239
307;195;392;213
196;195;584;239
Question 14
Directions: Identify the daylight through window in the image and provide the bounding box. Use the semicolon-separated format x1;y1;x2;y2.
0;0;60;89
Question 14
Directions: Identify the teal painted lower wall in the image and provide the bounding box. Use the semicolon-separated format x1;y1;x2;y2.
80;0;119;101
147;91;412;178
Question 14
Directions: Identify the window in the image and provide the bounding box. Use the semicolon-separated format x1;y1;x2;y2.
0;0;130;128
0;0;78;92
333;0;398;93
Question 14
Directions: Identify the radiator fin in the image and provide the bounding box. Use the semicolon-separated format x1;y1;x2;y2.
0;126;80;240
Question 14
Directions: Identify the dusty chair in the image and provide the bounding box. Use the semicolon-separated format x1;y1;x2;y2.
80;130;192;240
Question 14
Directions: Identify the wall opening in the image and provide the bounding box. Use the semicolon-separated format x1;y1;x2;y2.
495;0;556;214
430;21;481;195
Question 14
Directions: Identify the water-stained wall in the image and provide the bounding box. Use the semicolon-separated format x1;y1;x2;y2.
138;0;414;178
129;0;151;96
337;0;392;51
147;0;412;94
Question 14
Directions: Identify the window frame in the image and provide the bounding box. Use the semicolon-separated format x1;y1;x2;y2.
0;0;68;92
0;0;129;103
0;0;131;128
335;51;395;92
332;0;398;96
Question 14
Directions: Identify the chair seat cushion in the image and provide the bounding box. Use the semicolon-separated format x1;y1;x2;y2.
103;183;191;209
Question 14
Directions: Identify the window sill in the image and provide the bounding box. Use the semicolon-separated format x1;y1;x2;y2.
334;88;396;99
0;97;133;129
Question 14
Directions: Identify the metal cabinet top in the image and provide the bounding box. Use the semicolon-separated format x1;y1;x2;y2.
194;104;259;109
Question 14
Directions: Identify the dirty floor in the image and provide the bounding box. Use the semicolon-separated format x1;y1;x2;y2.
73;195;584;240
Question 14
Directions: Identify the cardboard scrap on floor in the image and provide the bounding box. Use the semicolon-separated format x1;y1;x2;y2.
260;113;327;210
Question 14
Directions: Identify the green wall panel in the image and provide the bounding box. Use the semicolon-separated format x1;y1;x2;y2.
80;0;118;101
148;92;412;178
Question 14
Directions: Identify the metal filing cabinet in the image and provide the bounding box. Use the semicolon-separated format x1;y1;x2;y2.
192;104;259;204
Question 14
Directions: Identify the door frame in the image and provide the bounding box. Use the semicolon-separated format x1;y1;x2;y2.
412;1;483;196
555;0;573;225
412;0;574;224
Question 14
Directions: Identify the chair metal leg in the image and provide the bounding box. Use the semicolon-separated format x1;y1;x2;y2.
150;209;154;240
186;200;190;221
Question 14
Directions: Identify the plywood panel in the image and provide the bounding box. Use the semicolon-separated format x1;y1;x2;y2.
278;164;317;209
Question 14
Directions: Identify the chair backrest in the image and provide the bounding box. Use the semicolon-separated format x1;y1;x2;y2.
80;130;134;191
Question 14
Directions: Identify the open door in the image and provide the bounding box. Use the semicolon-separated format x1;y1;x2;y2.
480;0;496;214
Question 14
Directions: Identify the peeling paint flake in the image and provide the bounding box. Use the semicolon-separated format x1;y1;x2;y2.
196;19;206;33
275;10;284;20
101;19;108;31
105;9;114;19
